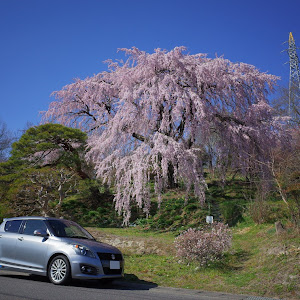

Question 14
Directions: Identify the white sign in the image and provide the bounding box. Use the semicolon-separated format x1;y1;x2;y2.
206;216;214;224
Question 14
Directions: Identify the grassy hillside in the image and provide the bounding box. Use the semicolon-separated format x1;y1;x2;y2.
88;222;299;300
65;178;253;229
66;176;299;298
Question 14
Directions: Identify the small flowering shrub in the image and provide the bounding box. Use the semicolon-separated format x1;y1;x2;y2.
174;223;232;266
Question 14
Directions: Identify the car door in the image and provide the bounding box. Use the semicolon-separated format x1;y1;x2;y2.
14;219;50;271
0;219;23;266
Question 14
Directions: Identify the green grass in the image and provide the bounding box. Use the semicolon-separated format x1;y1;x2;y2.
92;226;176;241
62;175;299;299
89;223;300;300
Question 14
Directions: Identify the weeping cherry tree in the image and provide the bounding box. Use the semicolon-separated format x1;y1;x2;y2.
43;47;288;223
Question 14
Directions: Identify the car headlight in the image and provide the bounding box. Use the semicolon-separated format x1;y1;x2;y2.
72;244;96;258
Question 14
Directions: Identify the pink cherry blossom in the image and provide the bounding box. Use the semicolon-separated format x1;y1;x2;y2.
42;47;288;224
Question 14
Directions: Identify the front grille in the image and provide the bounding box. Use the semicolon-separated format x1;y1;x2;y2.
97;252;123;275
97;253;122;261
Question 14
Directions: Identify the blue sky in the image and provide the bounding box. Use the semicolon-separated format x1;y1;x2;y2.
1;0;300;134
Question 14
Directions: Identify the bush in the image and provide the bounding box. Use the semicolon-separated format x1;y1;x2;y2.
220;200;245;226
174;223;232;266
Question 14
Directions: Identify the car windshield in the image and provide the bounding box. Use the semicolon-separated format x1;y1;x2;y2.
47;219;94;240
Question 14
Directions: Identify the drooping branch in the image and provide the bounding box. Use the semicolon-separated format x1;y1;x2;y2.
214;113;246;126
132;132;145;142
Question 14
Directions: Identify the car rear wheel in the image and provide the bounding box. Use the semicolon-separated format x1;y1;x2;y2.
48;255;71;285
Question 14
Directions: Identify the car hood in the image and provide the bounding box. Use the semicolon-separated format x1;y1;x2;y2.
65;238;122;254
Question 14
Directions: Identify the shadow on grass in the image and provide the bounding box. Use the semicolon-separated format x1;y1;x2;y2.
204;249;252;273
123;273;158;287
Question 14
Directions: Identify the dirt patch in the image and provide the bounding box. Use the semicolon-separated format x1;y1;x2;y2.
87;228;175;256
265;244;300;256
235;227;251;235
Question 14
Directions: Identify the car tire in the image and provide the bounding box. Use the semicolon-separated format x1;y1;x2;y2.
48;255;71;285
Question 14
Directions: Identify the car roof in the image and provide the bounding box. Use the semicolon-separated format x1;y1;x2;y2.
3;216;63;222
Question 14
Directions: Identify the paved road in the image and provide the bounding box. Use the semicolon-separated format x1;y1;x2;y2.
0;270;272;300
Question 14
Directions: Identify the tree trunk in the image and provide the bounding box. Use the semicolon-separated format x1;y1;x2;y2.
167;162;177;188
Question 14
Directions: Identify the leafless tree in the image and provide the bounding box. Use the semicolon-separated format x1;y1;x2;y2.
0;120;13;162
10;167;79;217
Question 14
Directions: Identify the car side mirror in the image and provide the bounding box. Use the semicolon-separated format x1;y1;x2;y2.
34;229;49;237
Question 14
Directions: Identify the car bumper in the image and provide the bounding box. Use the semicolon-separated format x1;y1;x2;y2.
69;255;124;280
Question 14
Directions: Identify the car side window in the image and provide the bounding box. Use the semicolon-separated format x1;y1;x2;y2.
22;220;48;236
4;220;23;233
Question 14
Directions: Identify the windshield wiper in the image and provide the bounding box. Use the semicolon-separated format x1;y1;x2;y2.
69;236;90;239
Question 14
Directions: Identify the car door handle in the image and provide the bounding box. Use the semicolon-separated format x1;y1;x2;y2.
18;237;24;241
0;235;2;238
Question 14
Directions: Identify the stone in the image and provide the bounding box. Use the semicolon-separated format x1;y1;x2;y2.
275;221;285;235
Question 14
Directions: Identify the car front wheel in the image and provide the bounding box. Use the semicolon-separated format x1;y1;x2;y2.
48;255;71;285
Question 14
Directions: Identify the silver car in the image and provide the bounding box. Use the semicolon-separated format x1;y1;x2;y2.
0;216;124;285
